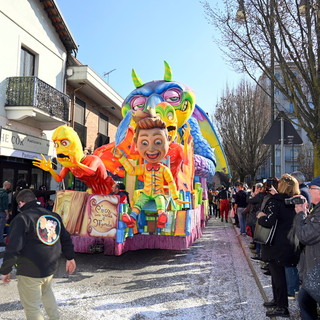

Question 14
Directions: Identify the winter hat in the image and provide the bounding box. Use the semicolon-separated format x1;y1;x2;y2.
16;179;29;190
308;176;320;188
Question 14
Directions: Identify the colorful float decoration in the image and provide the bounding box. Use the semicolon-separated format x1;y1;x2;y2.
33;62;229;255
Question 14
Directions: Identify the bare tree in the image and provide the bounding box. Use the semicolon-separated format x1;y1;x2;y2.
214;80;270;181
202;0;320;176
297;143;314;181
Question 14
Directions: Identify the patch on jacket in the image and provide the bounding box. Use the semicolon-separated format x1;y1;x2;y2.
36;215;61;245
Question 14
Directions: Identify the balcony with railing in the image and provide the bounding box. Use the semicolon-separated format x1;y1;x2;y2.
5;76;70;130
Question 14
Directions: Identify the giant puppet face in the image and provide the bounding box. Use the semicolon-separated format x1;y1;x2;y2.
121;61;196;129
134;117;171;164
52;125;85;167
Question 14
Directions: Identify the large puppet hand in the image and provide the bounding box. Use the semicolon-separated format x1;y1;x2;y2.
182;122;191;143
174;198;190;205
33;154;53;172
182;123;191;165
112;147;123;159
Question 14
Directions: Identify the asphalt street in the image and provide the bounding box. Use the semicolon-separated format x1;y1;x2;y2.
0;218;301;320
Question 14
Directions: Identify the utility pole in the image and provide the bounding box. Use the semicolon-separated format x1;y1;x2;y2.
270;0;276;177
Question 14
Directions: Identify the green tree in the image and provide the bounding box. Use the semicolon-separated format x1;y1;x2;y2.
203;0;320;176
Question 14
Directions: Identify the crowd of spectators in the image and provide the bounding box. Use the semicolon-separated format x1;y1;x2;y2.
208;170;320;319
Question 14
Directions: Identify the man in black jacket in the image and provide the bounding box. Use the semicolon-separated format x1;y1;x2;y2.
294;176;320;320
233;182;248;234
0;189;76;320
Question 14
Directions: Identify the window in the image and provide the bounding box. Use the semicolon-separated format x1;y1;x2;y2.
99;113;109;135
291;148;298;160
94;113;110;149
20;47;35;76
74;98;86;148
74;122;87;148
75;98;86;125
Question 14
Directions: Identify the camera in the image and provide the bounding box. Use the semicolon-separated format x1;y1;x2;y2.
284;197;306;205
264;178;279;192
266;178;275;190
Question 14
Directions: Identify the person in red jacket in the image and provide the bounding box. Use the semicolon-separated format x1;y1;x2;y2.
217;185;230;223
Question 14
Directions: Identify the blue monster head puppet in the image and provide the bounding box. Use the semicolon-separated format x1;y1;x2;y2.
121;61;196;129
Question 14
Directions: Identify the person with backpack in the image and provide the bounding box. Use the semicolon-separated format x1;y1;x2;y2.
0;181;11;246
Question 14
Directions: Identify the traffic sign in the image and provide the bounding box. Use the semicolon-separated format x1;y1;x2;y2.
262;111;303;145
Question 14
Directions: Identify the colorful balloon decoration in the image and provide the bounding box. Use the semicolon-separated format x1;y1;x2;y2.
34;62;229;255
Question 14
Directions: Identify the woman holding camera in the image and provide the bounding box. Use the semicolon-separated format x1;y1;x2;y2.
257;174;301;318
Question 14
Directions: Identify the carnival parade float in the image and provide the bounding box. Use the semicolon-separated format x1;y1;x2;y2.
33;62;229;255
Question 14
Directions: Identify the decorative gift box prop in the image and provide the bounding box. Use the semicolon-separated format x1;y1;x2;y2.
117;189;190;239
54;190;88;235
117;203;134;244
54;190;119;239
113;205;203;256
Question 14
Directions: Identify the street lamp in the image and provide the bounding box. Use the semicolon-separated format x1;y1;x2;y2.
236;0;276;177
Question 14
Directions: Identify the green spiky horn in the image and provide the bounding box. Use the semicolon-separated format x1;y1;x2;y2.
131;69;144;88
164;61;172;81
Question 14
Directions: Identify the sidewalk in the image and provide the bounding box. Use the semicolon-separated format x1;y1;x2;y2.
230;217;301;320
0;217;301;319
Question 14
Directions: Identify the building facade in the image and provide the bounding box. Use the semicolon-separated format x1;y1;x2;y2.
0;0;123;192
64;59;123;190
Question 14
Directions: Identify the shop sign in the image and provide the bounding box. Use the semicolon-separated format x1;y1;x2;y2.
0;128;54;158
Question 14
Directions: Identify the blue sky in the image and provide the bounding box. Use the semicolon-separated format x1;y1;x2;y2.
55;0;242;115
